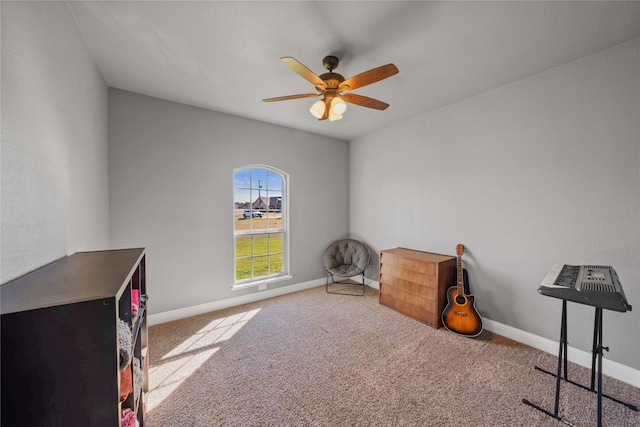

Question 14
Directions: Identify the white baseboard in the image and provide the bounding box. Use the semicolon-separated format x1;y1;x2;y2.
483;318;639;388
150;277;639;388
148;278;325;326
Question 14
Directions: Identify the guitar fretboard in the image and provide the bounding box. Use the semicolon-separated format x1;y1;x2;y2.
457;258;463;289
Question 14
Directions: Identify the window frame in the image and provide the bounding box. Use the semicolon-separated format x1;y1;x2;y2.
232;165;291;289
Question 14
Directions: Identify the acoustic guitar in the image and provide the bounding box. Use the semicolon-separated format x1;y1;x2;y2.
442;244;483;337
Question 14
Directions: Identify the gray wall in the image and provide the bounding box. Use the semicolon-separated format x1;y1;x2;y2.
108;89;349;314
1;2;110;283
350;39;640;369
3;0;637;373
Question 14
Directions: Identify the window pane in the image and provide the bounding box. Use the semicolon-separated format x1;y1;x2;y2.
267;191;282;209
265;212;281;230
235;236;252;257
267;173;282;191
269;233;283;253
251;169;267;191
254;255;269;277
234;189;251;207
236;258;253;281
265;190;282;229
253;235;268;256
234;169;251;189
270;254;283;275
250;213;268;231
235;210;253;231
266;192;280;213
234;175;252;232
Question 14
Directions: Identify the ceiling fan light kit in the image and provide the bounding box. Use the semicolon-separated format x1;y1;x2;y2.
310;97;347;121
263;55;398;122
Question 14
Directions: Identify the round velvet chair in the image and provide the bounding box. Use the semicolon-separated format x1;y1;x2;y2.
323;239;370;296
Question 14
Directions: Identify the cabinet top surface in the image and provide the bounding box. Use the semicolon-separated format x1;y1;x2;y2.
379;247;455;263
1;248;145;315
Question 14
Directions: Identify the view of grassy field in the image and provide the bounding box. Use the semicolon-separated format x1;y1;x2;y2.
234;210;283;280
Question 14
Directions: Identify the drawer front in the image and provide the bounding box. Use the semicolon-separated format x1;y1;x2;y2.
379;263;434;287
379;293;438;327
379;275;437;302
381;280;437;310
379;253;436;275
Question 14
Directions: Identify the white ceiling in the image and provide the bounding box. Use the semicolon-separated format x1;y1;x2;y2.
68;1;640;141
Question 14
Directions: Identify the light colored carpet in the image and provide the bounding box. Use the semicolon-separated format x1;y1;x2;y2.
146;285;640;426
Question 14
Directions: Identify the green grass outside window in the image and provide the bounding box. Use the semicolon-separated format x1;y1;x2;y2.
235;233;283;280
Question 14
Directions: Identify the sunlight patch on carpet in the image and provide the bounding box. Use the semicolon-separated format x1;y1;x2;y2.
147;308;261;412
147;347;218;412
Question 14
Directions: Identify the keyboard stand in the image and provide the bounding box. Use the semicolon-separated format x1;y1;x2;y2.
522;299;637;426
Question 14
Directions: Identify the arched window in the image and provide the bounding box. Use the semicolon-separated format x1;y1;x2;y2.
233;165;289;288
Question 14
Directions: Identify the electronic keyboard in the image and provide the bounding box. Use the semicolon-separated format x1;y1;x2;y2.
538;264;631;312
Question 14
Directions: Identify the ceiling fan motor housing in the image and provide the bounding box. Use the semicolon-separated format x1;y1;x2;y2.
319;72;345;89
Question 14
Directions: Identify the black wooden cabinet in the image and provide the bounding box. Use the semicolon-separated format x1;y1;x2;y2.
1;248;148;426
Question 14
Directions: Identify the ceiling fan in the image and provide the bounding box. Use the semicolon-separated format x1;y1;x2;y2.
263;56;399;121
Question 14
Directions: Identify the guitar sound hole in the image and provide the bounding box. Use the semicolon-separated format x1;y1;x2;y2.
455;295;466;305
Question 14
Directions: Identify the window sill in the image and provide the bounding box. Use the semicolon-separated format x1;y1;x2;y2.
232;274;294;291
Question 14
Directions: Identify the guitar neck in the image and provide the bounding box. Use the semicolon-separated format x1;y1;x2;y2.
457;256;464;295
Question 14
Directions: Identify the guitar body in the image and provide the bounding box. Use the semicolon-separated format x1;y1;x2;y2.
442;287;483;337
441;244;484;337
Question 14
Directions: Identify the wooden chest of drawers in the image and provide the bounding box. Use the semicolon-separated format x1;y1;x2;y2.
378;248;456;328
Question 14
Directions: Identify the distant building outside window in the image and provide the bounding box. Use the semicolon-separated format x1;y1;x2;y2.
233;165;288;287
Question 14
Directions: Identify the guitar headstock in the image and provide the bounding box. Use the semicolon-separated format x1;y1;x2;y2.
456;244;465;257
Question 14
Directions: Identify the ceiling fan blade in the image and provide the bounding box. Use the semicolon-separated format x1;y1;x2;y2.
262;93;320;102
339;63;399;92
280;57;327;91
341;93;390;110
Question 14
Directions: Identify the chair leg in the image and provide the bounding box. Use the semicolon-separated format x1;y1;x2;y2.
325;272;366;296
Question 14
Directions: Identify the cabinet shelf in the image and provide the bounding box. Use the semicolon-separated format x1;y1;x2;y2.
1;248;149;426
